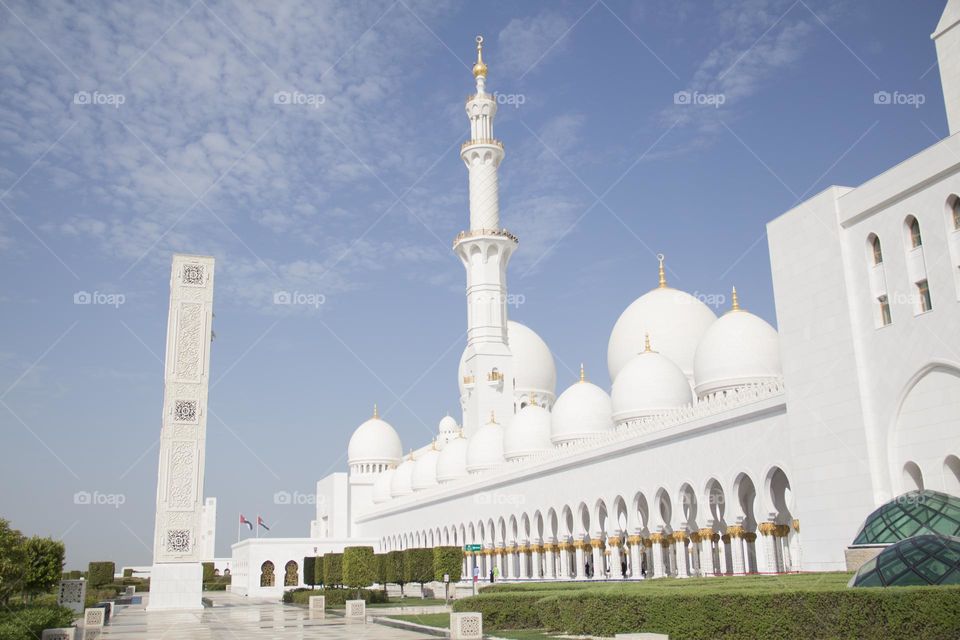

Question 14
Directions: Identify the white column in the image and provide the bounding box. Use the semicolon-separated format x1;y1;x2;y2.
574;542;586;579
150;254;215;611
590;540;602;580
609;537;623;578
559;543;570;579
530;546;541;580
518;546;529;579
758;522;778;574
697;529;714;576
544;543;556;579
675;532;690;578
651;534;666;578
628;536;642;579
728;525;746;575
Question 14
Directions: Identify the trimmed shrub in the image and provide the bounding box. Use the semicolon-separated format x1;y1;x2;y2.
202;562;215;583
323;553;342;588
0;604;74;640
23;537;65;599
283;587;387;606
385;550;406;595
68;570;82;580
433;546;463;583
303;557;316;587
375;553;387;586
123;568;133;578
403;548;433;594
87;562;115;588
453;585;960;638
342;546;377;595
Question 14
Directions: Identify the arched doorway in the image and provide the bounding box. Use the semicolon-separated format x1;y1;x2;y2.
284;560;298;586
260;561;275;587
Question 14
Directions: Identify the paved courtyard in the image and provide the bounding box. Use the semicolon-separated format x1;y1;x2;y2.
96;592;438;639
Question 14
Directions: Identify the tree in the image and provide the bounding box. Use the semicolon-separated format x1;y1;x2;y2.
403;548;433;598
342;547;376;598
433;546;463;602
303;556;316;588
314;555;324;587
87;561;115;588
375;553;387;587
323;553;342;588
23;537;65;600
0;519;26;605
202;562;216;583
385;550;406;597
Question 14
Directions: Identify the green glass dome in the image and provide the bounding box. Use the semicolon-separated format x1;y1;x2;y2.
852;490;960;545
850;534;960;587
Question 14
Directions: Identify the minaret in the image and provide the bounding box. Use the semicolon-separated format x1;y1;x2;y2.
455;36;517;437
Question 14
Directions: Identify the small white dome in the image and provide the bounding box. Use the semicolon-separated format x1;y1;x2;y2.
437;434;469;483
612;343;692;424
552;368;613;445
411;445;440;491
439;415;459;433
466;415;505;473
390;456;415;497
508;321;557;402
504;403;552;461
372;468;396;504
694;299;782;397
608;283;717;383
348;408;402;466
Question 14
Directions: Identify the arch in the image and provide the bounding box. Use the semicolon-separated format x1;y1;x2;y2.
577;502;591;536
547;508;559;540
732;472;758;530
762;465;795;522
903;461;924;491
520;513;531;541
260;561;275;587
866;233;883;265
533;510;544;541
497;517;507;546
632;492;650;533
905;215;923;249
508;515;519;544
284;560;298;586
678;483;698;529
653;487;672;530
561;505;574;538
944;455;960;495
442;526;450;545
594;498;609;536
612;495;629;533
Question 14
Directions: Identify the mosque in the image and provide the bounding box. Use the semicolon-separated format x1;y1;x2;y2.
229;1;960;598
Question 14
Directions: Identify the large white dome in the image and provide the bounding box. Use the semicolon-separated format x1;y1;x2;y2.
694;297;782;397
437;433;469;483
390;456;415;497
508;321;557;402
411;445;440;491
466;415;505;473
608;285;717;383
503;403;552;461
552;369;613;445
348;409;403;466
372;467;395;504
612;343;693;424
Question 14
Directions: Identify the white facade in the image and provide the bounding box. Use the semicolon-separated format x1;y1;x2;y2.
231;7;960;591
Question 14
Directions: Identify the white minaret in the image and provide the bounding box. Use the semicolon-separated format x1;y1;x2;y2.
932;0;960;136
149;254;215;610
455;36;518;437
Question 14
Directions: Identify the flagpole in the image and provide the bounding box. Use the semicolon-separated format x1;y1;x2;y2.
256;514;260;539
237;514;241;544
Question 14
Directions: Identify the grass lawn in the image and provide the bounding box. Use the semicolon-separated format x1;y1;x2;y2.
367;597;449;608
480;571;853;596
388;613;450;627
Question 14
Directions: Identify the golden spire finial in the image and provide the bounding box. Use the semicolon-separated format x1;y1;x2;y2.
407;448;415;461
657;253;667;288
489;410;497;424
579;362;586;383
372;403;378;419
431;437;438;451
472;35;488;78
529;391;538;406
458;427;465;438
644;332;653;353
731;286;740;311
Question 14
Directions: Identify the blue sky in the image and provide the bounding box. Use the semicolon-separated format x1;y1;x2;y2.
0;0;950;569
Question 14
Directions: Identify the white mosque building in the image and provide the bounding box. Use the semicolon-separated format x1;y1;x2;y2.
230;2;960;597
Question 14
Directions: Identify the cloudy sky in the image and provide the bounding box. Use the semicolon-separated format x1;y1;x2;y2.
0;0;949;568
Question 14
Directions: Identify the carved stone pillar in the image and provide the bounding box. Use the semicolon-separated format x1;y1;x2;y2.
573;540;586;579
627;535;643;579
608;536;623;578
649;533;666;578
518;545;529;579
698;528;715;576
689;531;701;576
530;544;541;580
543;541;556;579
590;538;603;579
758;522;778;573
559;541;571;579
673;531;690;578
726;525;745;574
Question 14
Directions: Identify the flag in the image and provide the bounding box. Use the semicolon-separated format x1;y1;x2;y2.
257;516;270;531
240;514;253;530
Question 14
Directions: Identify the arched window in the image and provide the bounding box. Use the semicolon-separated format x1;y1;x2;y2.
903;461;924;492
871;235;883;264
284;560;298;586
953;197;960;230
909;217;923;248
260;561;275;587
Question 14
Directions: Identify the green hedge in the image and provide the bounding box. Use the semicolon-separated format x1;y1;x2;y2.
323;553;343;588
403;548;433;589
343;546;377;591
283;587;388;606
453;586;960;639
303;557;317;587
87;561;115;588
0;605;74;640
202;562;215;582
385;550;406;591
433;546;463;583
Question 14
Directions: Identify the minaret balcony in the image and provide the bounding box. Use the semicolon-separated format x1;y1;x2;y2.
463;375;476;389
452;228;519;248
487;370;504;388
461;138;503;151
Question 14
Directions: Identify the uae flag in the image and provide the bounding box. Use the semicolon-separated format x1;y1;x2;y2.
257;516;270;531
239;514;253;530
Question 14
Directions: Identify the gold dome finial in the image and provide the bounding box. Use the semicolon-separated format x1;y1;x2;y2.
372;403;378;419
473;35;488;78
431;437;438;451
529;391;538;406
489;410;497;424
579;362;586;383
731;286;740;311
644;332;653;353
407;448;415;461
457;427;465;439
657;253;667;288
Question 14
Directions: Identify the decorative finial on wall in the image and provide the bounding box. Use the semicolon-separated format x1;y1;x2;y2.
373;403;378;419
731;286;740;311
579;362;586;383
472;35;488;78
657;253;667;288
644;332;653;353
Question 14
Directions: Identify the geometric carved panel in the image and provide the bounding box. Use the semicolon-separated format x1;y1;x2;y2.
173;400;197;423
175;303;203;380
165;529;191;553
57;579;86;613
182;263;205;285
